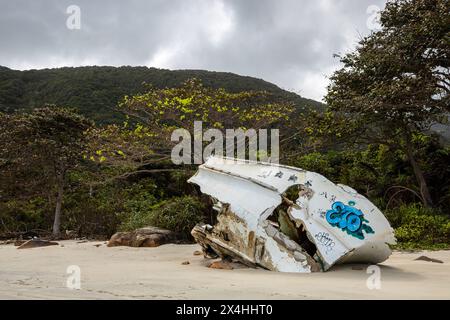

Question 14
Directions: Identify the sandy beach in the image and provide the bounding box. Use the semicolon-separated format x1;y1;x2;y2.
0;240;449;300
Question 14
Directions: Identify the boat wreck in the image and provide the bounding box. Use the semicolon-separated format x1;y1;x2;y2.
189;157;396;272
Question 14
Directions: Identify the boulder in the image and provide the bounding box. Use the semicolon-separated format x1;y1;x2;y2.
107;226;185;247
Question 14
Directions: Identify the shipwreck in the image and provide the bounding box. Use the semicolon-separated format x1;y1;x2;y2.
189;156;396;272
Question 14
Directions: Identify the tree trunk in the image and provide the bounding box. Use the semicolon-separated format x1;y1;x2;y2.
404;133;433;208
52;175;64;237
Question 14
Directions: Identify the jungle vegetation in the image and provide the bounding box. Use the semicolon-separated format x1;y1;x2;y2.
0;0;448;249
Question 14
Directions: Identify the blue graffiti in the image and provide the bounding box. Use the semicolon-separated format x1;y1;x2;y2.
326;201;374;239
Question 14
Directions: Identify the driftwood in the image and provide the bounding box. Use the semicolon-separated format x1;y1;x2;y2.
17;239;59;249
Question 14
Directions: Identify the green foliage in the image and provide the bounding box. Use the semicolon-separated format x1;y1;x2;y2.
119;78;294;129
385;204;450;249
119;196;206;238
292;146;397;201
0;66;324;124
293;152;337;179
323;0;449;208
61;177;162;237
0;107;93;236
0;197;50;234
326;0;449;127
87;79;295;169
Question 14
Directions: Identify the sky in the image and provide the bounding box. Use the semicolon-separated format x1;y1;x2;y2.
0;0;387;102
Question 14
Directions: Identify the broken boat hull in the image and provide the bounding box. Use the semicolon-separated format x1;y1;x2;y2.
189;157;396;272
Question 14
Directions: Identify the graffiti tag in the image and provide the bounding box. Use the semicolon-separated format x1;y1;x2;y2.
275;171;284;178
325;201;374;240
314;232;335;253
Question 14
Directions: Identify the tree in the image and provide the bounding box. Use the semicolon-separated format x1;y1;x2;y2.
88;79;294;174
324;0;449;207
0;107;92;236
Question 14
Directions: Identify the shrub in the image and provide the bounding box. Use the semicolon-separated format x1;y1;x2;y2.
119;195;206;238
0;197;50;235
293;152;336;179
385;204;450;249
62;177;161;237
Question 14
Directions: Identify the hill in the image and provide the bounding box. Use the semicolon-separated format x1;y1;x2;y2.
0;66;324;124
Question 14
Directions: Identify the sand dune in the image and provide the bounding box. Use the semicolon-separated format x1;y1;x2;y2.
0;240;449;299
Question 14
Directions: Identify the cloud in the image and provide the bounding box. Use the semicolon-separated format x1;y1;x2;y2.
0;0;387;101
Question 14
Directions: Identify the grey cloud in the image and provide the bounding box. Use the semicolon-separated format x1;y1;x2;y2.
0;0;387;101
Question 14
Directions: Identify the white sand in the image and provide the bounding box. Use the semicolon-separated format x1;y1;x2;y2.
0;240;449;299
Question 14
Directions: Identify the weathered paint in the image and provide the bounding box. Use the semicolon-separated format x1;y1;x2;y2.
188;156;396;272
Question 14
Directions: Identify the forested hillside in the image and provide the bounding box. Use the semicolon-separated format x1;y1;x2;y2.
0;66;323;123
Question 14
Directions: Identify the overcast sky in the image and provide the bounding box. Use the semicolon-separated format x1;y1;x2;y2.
0;0;387;101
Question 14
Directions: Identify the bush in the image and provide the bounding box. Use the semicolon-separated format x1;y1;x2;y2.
0;197;50;236
62;177;161;237
293;152;336;179
119;196;206;238
385;204;450;249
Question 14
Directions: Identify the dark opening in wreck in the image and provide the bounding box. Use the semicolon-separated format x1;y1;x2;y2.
263;184;321;271
269;185;318;258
